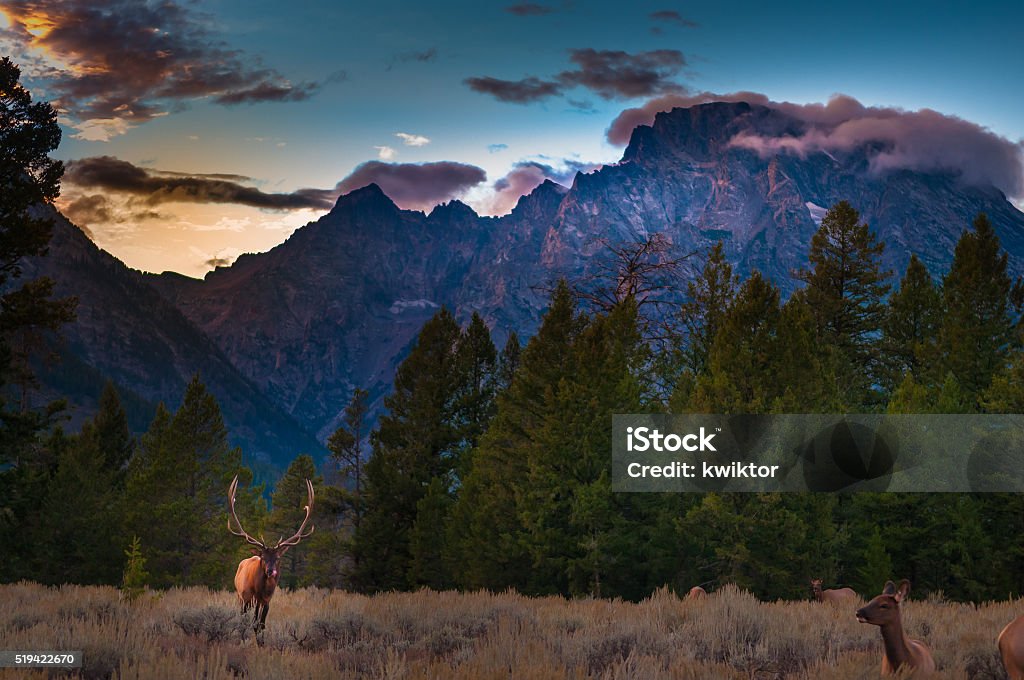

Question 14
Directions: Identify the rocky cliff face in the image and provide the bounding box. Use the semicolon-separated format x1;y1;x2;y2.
45;101;1024;457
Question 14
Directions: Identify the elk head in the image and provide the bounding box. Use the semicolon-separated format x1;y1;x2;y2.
856;580;905;625
228;475;315;574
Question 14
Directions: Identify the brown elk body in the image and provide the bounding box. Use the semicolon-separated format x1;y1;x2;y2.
810;578;857;604
999;614;1024;679
856;580;935;677
687;586;707;599
227;475;314;643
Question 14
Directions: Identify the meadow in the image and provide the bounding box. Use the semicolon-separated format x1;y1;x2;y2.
0;582;1017;679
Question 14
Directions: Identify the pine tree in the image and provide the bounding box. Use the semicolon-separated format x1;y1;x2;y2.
267;455;322;589
882;255;941;388
691;271;781;413
121;536;149;601
0;57;76;454
327;387;369;526
795;201;890;407
679;241;739;376
886;374;934;414
352;308;464;591
453;312;498;469
856;527;893;596
518;302;638;595
124;377;259;588
495;332;521;392
89;381;135;475
935;214;1017;407
408;476;454;589
37;430;121;584
982;350;1024;413
171;375;253;586
447;281;582;590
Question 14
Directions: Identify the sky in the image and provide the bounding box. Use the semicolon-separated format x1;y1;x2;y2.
1;0;1022;277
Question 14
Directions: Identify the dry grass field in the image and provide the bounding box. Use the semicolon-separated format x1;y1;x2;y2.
0;582;1017;679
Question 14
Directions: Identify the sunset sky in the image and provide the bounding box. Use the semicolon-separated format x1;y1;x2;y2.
1;0;1022;277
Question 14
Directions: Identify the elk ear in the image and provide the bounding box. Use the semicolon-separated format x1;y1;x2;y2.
250;548;262;556
882;580;897;595
894;579;911;603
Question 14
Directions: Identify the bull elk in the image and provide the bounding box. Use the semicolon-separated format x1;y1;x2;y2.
810;578;857;604
999;614;1024;679
856;580;935;677
227;474;315;642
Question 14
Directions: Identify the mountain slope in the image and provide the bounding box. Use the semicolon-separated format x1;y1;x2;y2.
19;210;325;473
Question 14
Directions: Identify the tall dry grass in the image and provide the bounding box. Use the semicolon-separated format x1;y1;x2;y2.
0;582;1015;679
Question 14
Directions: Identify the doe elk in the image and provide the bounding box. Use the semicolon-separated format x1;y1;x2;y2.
856;580;935;677
227;474;315;642
999;614;1024;679
811;578;857;604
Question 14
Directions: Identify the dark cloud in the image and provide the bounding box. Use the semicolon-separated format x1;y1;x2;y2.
399;48;438;63
488;159;599;215
464;76;562;104
466;49;685;103
387;48;438;71
649;10;698;28
0;0;329;137
337;161;487;212
606;93;1024;198
567;99;596;112
64;156;335;210
559;49;685;100
214;81;321;106
61;191;166;227
205;256;233;268
505;3;556;15
64;194;113;226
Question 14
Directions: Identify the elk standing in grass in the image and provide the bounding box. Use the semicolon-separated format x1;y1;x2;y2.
687;586;707;599
810;578;857;604
856;580;935;677
999;614;1024;679
227;474;314;643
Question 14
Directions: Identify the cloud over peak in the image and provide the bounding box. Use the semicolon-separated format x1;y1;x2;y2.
607;93;1024;198
336;161;487;212
484;159;600;216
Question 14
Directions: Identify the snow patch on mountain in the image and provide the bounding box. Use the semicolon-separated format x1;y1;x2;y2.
389;299;439;314
805;201;828;225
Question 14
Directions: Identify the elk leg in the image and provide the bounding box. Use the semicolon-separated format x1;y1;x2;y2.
252;602;269;647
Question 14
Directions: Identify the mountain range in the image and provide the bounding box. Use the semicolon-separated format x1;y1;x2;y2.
26;101;1024;472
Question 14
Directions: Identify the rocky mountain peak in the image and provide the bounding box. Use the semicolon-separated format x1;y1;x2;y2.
329;182;399;216
622;101;804;164
428;199;479;222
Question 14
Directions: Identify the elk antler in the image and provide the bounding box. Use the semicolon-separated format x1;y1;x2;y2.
275;478;315;550
228;475;266;548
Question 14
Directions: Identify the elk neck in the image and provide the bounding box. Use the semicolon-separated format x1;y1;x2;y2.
878;616;913;668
